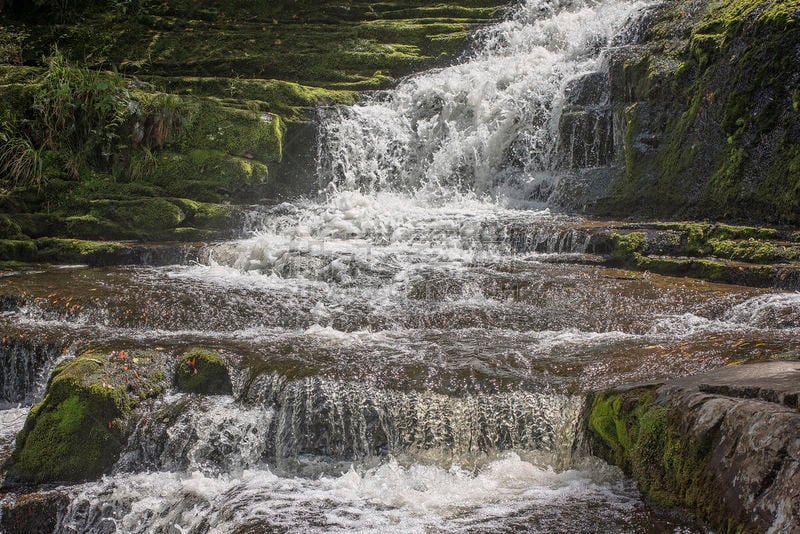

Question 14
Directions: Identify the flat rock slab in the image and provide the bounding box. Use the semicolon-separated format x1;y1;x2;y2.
658;362;800;532
669;361;800;409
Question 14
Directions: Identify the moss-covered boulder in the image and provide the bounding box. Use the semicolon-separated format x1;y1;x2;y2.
174;348;233;395
5;349;168;484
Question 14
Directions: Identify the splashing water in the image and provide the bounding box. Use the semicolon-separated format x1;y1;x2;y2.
317;0;648;200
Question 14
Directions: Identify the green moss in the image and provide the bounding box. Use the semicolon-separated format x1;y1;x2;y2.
0;215;25;239
151;150;269;191
705;238;800;263
10;354;127;483
180;100;284;163
588;388;744;532
587;392;634;467
610;231;647;257
55;395;87;433
634;255;775;286
64;214;124;240
174;348;233;395
599;0;800;224
0;237;127;263
9;348;168;483
169;198;236;229
93;198;184;231
0;1;503;246
148;75;356;121
0;239;38;261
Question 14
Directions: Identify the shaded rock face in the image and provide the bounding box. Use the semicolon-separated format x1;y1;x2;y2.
556;72;615;171
0;490;69;534
554;0;800;225
587;361;800;533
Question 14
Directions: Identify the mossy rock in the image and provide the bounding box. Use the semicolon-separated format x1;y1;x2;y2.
0;237;128;264
180;100;284;163
148;75;356;121
150;150;269;191
63;214;125;240
6;349;168;484
596;0;800;224
0;215;25;239
168;198;237;229
587;387;745;533
88;198;186;233
174;349;233;395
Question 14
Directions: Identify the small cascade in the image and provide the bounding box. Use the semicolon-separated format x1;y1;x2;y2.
117;395;272;475
0;337;66;407
723;293;800;329
554;72;615;170
264;378;582;467
118;376;583;477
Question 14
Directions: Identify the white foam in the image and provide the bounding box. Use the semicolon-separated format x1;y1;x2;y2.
723;293;800;329
647;313;745;337
58;454;640;534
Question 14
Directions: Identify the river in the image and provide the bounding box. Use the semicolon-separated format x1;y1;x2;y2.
2;0;799;532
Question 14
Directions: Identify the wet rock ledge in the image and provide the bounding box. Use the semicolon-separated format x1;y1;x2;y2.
587;361;800;533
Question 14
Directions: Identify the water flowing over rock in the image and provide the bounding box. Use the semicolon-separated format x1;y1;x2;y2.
0;337;65;407
316;0;649;201
1;0;799;532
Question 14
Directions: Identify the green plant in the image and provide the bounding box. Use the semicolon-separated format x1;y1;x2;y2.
126;145;157;180
34;49;135;173
0;26;28;65
0;122;44;189
137;92;186;148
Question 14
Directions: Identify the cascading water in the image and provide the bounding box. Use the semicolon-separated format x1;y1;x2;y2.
2;0;800;532
316;0;646;200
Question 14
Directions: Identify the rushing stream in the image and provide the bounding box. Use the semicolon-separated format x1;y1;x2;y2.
2;0;800;532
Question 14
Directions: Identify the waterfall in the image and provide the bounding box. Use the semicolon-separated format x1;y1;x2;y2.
316;0;648;202
5;1;743;532
0;337;66;407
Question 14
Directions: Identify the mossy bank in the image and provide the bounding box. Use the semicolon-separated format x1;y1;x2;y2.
0;0;507;257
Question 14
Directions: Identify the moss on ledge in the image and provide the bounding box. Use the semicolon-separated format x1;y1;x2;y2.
601;222;800;288
174;348;233;395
